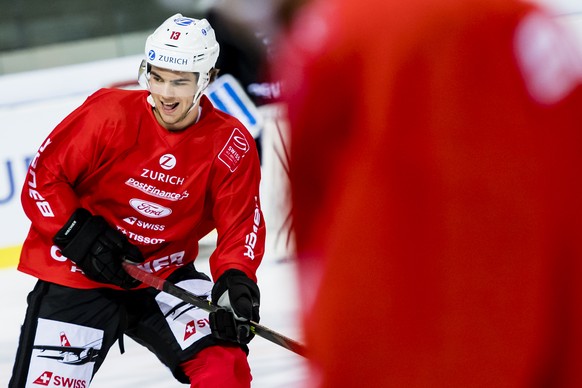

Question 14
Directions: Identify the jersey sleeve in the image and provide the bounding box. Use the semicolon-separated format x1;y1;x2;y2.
207;128;265;282
20;90;114;238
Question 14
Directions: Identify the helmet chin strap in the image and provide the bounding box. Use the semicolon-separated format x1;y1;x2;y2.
148;94;203;128
183;100;202;123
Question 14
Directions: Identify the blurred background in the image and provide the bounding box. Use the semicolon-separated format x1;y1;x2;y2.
0;0;579;76
0;0;215;74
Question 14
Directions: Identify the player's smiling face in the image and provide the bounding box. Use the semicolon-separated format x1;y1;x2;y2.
149;66;199;131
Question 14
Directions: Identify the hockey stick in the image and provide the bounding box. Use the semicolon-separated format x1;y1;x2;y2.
122;262;307;358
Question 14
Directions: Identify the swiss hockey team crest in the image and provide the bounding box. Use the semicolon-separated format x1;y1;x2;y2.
218;128;250;172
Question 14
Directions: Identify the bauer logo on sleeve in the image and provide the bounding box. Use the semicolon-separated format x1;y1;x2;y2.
218;128;250;172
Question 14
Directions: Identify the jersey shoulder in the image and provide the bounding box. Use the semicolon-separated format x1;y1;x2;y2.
199;95;255;141
198;96;259;173
83;88;149;115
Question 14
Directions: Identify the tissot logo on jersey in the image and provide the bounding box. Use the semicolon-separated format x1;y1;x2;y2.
125;178;189;201
117;226;166;245
141;168;185;185
33;371;87;388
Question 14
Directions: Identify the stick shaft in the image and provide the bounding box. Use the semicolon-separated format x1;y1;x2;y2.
122;262;307;357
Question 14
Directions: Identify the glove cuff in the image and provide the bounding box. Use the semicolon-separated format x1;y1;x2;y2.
211;269;254;304
53;208;108;263
53;208;92;247
211;269;260;322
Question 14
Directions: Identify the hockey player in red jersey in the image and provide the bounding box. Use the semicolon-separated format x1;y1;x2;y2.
10;14;264;387
280;0;582;386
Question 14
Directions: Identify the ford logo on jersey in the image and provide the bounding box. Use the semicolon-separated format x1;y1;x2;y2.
129;198;172;218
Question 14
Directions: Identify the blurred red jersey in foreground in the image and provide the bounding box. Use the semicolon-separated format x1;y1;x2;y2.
279;0;582;386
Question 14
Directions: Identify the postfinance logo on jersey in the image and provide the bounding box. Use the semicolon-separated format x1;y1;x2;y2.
125;178;189;201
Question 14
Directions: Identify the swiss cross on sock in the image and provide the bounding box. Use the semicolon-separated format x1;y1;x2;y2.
184;320;196;341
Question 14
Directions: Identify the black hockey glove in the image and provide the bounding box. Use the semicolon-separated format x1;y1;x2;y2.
53;208;145;289
210;269;260;344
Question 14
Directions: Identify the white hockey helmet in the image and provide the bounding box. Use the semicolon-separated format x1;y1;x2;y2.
139;14;220;104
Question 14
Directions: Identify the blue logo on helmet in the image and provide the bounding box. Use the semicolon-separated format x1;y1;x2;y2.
148;50;156;61
174;17;194;26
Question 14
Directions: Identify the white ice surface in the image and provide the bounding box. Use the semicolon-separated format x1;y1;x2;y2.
0;256;308;387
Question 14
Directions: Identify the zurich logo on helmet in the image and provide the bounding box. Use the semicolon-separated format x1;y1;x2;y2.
174;17;194;26
148;50;156;61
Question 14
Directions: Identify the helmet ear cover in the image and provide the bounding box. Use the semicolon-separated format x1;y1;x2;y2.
137;60;150;90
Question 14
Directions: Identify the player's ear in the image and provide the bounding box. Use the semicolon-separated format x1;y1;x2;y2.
209;68;221;83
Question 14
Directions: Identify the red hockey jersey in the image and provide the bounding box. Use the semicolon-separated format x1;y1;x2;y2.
281;0;582;386
19;89;265;289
